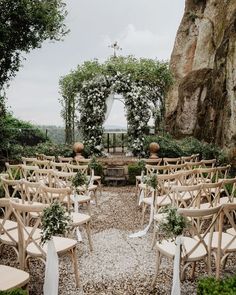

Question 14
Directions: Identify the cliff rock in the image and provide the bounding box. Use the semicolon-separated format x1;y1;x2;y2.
166;0;236;149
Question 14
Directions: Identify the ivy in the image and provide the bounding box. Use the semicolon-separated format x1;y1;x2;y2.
59;56;173;155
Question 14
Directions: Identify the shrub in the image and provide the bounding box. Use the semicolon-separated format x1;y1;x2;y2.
0;289;27;295
197;275;236;294
128;162;142;185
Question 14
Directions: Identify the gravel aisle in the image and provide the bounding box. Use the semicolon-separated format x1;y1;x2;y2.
1;186;199;294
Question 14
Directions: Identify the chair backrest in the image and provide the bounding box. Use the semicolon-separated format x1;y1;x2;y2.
178;205;222;259
5;163;23;180
215;165;231;181
67;163;88;174
1;177;22;199
172;184;202;208
220;178;236;203
21;157;38;166
191;154;200;162
185;161;203;170
181;155;193;164
58;156;73;164
196;167;216;183
168;163;186;174
149;165;171;175
34;169;54;187
10;200;47;267
51;170;76;188
40;185;72;209
200;181;222;206
43;155;56;161
21;180;42;203
33;159;50;169
50;162;69;172
163;157;181;165
201;159;216;168
21;165;39;182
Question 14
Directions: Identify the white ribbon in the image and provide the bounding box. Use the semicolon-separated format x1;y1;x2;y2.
74;194;79;213
129;190;155;238
171;235;182;295
138;189;145;206
76;228;83;242
89;169;95;187
44;239;59;295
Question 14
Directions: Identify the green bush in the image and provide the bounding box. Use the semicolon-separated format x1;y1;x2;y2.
143;134;228;164
0;289;27;295
197;275;236;294
128;163;142;185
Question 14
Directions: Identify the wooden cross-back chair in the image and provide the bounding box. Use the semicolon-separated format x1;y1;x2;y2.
41;185;93;250
0;199;42;266
181;155;193;164
219;178;236;204
21;157;37;166
185;161;203;170
21;165;39;182
5;163;23;180
207;203;236;278
201;159;216;168
163;157;181;166
67;163;88;174
168;163;186;174
50;162;69;172
32;159;50;169
215;165;231;182
10;200;80;286
1;177;22;199
196;167;216;183
58;156;74;164
34;168;54;187
151;205;222;287
51;170;75;188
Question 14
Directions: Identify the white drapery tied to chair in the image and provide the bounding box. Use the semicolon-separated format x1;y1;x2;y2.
44;239;59;295
129;189;155;238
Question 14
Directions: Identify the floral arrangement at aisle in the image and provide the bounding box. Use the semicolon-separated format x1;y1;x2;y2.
71;170;89;193
157;206;189;241
41;201;71;245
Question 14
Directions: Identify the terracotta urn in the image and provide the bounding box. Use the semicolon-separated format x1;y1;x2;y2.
73;142;84;160
149;142;160;159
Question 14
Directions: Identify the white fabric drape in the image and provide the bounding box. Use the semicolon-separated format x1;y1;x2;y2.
44;239;59;295
129;189;155;238
171;236;182;295
104;93;114;121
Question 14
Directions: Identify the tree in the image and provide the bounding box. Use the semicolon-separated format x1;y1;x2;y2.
0;0;68;88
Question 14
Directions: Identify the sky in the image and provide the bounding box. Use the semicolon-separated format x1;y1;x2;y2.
6;0;185;128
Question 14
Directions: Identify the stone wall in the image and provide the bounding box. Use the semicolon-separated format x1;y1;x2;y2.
166;0;236;150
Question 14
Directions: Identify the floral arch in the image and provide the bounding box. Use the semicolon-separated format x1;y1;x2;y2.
59;56;172;156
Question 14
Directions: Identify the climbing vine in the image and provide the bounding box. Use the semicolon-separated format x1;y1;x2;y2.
59;56;172;156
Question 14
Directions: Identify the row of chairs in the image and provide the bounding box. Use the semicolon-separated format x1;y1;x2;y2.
0;197;80;290
152;202;236;286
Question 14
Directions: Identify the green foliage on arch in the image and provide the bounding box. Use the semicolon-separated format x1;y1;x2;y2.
59;56;172;156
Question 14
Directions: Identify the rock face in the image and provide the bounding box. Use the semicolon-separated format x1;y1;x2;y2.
166;0;236;149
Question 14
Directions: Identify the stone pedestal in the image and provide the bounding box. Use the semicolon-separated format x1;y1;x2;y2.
149;142;160;159
73;142;84;161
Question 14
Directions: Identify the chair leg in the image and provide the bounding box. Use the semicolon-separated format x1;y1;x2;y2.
85;222;93;252
71;247;80;287
87;201;91;215
151;250;161;288
190;262;196;279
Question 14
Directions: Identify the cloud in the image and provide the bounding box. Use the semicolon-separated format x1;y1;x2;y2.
103;24;172;60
